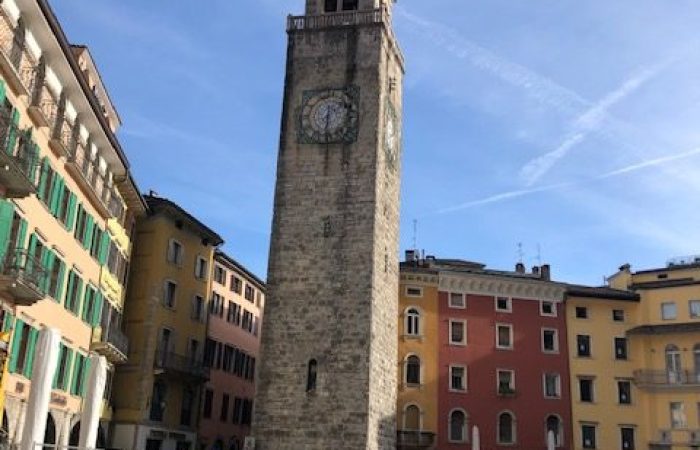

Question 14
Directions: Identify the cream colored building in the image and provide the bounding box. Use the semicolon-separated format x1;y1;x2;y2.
0;0;145;446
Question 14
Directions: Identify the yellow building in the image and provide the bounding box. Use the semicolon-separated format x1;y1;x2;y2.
609;261;700;450
565;285;643;450
0;0;145;446
112;194;223;450
397;253;439;449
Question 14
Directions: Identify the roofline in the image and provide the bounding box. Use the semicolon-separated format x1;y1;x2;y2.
630;279;700;290
565;286;640;302
69;44;123;124
145;195;223;246
36;0;131;172
215;250;266;290
633;263;700;275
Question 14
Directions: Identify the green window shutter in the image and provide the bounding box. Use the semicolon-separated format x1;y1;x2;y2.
52;344;65;389
53;259;65;302
2;312;14;332
70;353;82;395
37;158;49;201
62;348;73;391
80;357;91;396
64;270;75;311
6;109;19;156
24;327;38;379
92;291;104;327
0;80;6;104
65;193;77;231
42;251;54;293
16;217;27;251
83;215;94;249
98;233;110;265
50;177;65;217
74;276;84;316
8;320;24;373
81;286;93;323
0;199;15;258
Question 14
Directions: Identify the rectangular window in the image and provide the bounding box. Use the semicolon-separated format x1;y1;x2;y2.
690;300;700;318
542;329;559;353
242;311;254;333
231;276;242;294
54;345;71;390
495;296;511;312
577;335;591;357
450;366;466;391
496;324;513;349
575;306;588;319
324;0;337;12
661;302;677;320
406;286;423;297
614;337;628;360
497;369;515;395
618;380;632;405
64;270;84;315
214;266;226;285
191;295;204;322
232;397;243;424
180;387;193;426
579;378;594;403
220;393;230;422
582;425;597;449
449;320;466;346
613;309;625;322
203;389;213;419
167;239;183;265
540;300;556;317
449;292;465;308
194;256;208;280
671;402;686;429
342;0;358;11
245;285;255;302
163;281;177;308
620;427;635;450
544;373;561;398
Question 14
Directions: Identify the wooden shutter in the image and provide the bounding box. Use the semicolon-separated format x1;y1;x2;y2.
73;276;84;316
6;109;19;155
16;216;27;250
64;270;75;310
53;259;65;301
65;193;77;231
0;199;14;258
62;348;73;391
2;312;14;332
24;327;38;378
98;233;110;265
36;158;49;201
92;291;104;327
0;80;6;104
52;344;65;389
8;319;24;373
83;215;94;249
70;353;82;395
80;356;91;396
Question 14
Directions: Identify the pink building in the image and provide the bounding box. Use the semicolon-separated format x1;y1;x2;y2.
198;251;265;450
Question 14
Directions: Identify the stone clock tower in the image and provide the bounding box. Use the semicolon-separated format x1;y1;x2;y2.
251;0;404;449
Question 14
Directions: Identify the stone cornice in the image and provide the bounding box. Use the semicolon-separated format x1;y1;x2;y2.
439;272;566;303
400;272;438;286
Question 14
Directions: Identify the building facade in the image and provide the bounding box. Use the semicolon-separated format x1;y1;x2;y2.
565;285;642;450
397;257;439;449
198;251;264;450
0;0;144;446
112;195;222;450
608;260;700;450
252;0;404;448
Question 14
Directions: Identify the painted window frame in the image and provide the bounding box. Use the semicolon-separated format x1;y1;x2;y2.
449;365;467;392
661;302;677;320
540;300;557;317
447;408;468;443
581;423;597;449
497;410;517;445
578;376;595;403
166;238;184;266
496;323;514;350
497;368;515;395
495;296;512;313
448;292;466;309
541;328;559;354
404;307;421;337
449;319;467;346
405;286;423;298
543;373;561;399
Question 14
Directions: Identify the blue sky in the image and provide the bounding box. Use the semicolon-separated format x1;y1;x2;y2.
51;1;700;285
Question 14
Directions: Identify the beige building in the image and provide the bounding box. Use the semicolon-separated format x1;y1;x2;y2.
0;0;145;446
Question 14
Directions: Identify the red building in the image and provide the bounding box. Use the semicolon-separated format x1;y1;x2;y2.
434;259;572;450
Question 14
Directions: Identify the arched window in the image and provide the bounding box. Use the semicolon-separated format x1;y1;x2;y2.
666;344;682;383
498;411;516;444
406;308;420;336
545;415;563;447
404;404;421;430
405;355;421;385
306;359;318;392
449;409;467;442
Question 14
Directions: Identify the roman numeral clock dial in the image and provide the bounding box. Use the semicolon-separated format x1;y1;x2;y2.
299;87;359;144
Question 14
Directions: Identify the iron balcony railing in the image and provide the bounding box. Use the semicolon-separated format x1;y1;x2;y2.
397;430;436;448
0;12;36;93
0;248;47;292
154;349;209;380
98;325;129;358
67;139;122;218
0;110;41;185
634;369;700;387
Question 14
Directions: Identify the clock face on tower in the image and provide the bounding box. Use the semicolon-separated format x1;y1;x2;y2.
384;99;399;171
299;86;359;144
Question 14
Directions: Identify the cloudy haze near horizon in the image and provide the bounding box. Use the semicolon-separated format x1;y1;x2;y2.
52;1;700;284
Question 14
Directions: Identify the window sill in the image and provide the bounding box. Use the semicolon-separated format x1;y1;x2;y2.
448;388;467;394
496;346;514;351
449;341;467;347
401;334;423;341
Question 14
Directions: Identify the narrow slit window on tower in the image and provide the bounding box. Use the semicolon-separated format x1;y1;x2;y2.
307;359;318;392
342;0;359;10
324;0;338;12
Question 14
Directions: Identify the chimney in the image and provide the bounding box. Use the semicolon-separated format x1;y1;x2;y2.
405;250;416;263
515;263;525;274
541;264;551;281
532;266;540;276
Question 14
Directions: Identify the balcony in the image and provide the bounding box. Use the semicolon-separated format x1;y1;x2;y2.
397;430;436;449
27;78;58;130
154;350;209;381
0;112;40;198
0;248;47;306
634;370;700;389
65;139;121;220
91;325;128;364
0;12;35;98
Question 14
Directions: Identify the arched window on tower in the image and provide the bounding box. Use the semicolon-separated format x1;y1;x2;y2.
406;308;420;336
306;359;318;392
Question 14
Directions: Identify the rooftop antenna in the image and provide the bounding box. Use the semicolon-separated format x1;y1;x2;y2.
517;242;524;264
412;219;418;250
